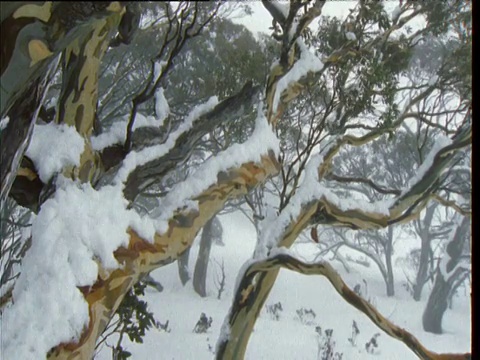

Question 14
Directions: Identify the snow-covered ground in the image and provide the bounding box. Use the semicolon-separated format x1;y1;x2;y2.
95;211;471;360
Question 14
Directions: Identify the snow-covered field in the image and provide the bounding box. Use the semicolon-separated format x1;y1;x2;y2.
95;211;471;360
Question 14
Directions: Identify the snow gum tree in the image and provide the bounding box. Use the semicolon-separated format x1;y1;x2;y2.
0;1;471;360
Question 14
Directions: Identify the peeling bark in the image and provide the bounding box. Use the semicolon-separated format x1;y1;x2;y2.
1;2;126;209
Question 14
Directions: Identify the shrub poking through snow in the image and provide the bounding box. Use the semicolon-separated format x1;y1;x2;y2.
207;338;215;354
213;258;226;300
265;301;283;321
155;320;171;333
348;320;360;346
365;333;381;354
295;307;317;325
316;328;343;360
193;313;213;333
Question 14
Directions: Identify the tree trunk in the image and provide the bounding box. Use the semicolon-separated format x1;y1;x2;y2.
193;216;215;297
413;240;430;301
422;269;452;334
413;204;436;301
177;248;191;285
47;155;279;359
422;216;470;334
216;269;280;358
385;226;395;297
1;2;124;210
217;202;319;359
386;268;394;297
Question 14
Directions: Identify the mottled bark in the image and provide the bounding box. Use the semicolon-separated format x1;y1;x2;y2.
46;154;280;359
1;1;126;210
0;79;43;211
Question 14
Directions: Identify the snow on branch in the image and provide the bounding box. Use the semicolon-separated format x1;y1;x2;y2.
113;96;219;185
97;81;263;203
262;0;289;24
400;135;452;198
2;102;280;360
0;116;9;131
392;125;471;216
255;120;470;259
91;112;169;151
438;216;470;282
256;142;391;258
150;104;280;234
272;39;324;114
92;84;170;152
154;87;170;122
228;250;471;360
1;180;155;360
25;123;85;183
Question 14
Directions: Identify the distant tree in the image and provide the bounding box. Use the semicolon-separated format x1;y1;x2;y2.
423;214;470;334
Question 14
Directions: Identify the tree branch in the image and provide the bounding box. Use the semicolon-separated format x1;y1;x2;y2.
118;81;261;201
48;152;280;359
218;252;471;360
326;173;401;196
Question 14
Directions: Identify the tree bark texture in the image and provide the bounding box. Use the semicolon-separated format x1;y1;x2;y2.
45;154;280;359
0;2;126;209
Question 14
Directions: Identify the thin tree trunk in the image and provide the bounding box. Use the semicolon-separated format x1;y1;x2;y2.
177;248;191;285
422;269;453;334
413;238;430;301
413;205;436;301
193;216;215;297
385;226;395;297
422;216;469;334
